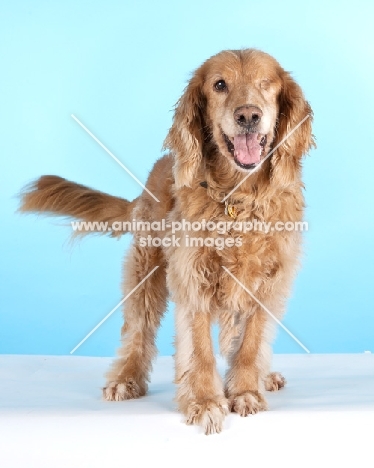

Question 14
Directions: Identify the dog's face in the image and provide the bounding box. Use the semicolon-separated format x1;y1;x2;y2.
165;49;314;188
202;51;282;172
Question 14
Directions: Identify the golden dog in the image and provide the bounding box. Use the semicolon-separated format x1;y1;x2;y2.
20;49;314;434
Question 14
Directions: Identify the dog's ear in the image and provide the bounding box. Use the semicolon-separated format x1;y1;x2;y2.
163;71;206;189
271;71;315;185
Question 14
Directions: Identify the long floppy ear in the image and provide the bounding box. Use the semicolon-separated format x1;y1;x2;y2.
271;72;315;186
163;72;206;188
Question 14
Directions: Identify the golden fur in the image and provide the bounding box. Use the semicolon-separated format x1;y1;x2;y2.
20;49;314;434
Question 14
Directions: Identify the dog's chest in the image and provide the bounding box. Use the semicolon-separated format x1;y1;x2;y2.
166;224;301;313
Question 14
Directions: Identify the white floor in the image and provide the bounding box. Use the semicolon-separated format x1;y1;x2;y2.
0;354;373;468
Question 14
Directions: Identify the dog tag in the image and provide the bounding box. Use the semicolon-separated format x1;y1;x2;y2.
224;200;238;220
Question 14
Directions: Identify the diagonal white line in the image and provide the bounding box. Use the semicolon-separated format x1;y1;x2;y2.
71;114;160;203
222;114;310;203
70;266;159;354
222;266;310;353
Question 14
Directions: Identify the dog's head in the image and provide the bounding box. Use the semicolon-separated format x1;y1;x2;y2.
164;49;314;188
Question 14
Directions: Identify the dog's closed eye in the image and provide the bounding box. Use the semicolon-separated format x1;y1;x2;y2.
260;79;271;90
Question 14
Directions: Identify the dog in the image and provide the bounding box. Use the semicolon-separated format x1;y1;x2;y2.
20;49;314;434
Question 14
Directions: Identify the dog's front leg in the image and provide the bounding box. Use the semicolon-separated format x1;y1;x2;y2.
225;308;270;416
174;307;228;435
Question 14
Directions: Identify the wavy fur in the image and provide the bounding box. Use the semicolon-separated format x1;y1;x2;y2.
19;49;314;434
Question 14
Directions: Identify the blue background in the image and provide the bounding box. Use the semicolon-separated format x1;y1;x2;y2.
1;0;373;357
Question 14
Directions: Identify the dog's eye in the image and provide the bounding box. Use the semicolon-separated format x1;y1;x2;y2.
260;79;271;90
214;80;227;92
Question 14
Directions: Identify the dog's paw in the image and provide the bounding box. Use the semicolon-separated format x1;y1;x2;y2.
103;378;146;401
186;397;229;435
229;391;268;417
264;372;286;392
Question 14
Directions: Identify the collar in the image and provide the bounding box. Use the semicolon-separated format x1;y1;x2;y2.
200;180;239;220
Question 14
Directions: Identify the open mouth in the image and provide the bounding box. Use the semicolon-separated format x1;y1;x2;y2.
223;132;267;170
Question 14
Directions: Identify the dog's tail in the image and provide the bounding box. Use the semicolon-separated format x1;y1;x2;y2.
19;175;135;237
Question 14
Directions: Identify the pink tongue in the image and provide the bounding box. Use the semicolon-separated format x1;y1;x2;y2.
233;134;261;165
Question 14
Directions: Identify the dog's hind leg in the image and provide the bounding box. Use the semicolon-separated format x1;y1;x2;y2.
103;241;167;401
264;372;286;391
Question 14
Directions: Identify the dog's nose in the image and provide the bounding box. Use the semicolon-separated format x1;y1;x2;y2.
234;105;263;128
